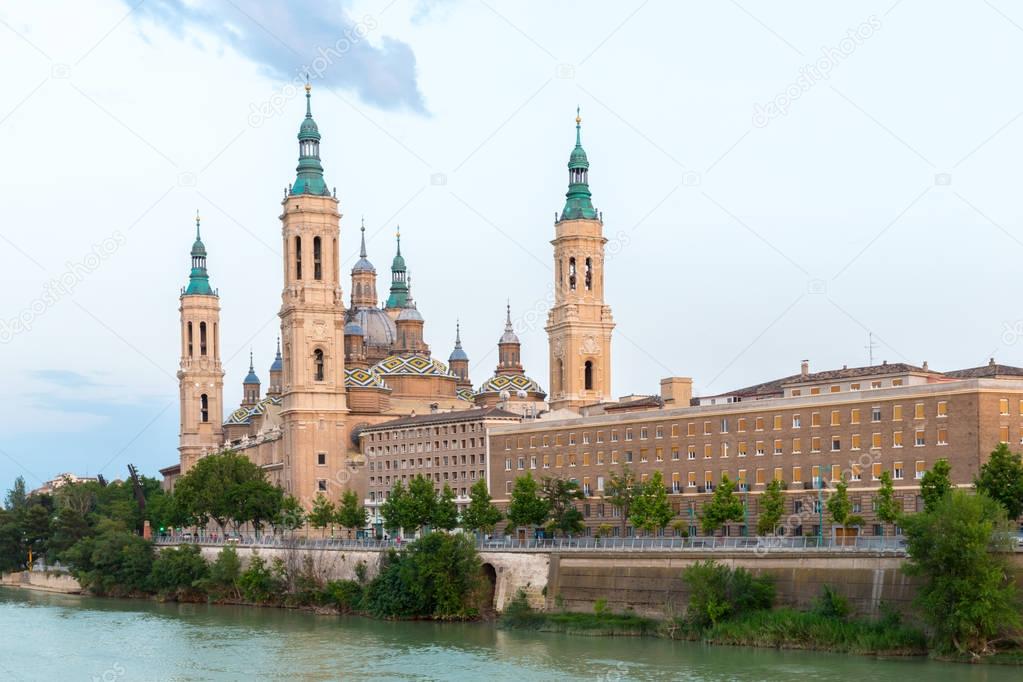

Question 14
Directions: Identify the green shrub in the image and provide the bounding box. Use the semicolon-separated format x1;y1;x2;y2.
150;545;209;596
812;585;850;620
500;589;545;628
238;554;282;604
681;560;774;630
594;598;608;616
62;520;154;596
323;580;365;613
200;545;241;599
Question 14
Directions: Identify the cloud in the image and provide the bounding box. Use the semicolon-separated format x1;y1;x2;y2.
29;369;100;388
126;0;427;112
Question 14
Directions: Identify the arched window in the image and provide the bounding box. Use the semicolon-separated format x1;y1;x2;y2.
295;236;303;279
568;257;577;290
314;349;324;381
555;359;564;393
584;360;594;391
200;394;209;422
557;259;563;289
585;257;593;291
187;321;193;357
313;236;322;280
199;322;207;356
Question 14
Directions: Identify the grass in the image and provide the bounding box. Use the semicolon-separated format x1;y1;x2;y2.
692;608;928;656
499;591;658;636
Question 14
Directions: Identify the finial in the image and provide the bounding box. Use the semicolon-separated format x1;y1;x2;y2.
275;336;281;357
304;74;312;117
359;217;367;258
396;225;402;255
505;300;513;330
456;318;462;344
249;348;254;371
576;105;581;125
195;209;201;240
575;106;582;146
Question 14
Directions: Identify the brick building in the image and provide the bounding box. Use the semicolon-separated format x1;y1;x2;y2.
488;360;1023;538
360;407;521;535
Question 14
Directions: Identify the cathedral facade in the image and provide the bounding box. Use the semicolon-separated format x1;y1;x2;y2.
169;83;606;507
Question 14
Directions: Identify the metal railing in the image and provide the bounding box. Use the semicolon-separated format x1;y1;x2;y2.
153;533;914;554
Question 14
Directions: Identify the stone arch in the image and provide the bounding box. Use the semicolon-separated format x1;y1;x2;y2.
480;562;498;613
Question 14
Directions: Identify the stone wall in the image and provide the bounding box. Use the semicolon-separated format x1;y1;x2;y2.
195;545;384;582
1;570;81;594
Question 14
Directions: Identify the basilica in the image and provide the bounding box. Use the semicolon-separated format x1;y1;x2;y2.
165;83;615;505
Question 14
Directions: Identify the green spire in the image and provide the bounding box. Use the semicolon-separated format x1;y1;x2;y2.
290;79;330;197
385;226;409;308
560;107;598;221
184;210;215;296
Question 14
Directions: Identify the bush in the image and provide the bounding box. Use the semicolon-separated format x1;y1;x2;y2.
499;589;545;629
812;585;850;620
62;520;154;596
200;545;241;599
238;554;283;604
363;533;482;619
323;580;365;613
681;560;775;630
594;598;608;616
150;545;209;597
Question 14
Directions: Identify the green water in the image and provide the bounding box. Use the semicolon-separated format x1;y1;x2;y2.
0;588;1016;681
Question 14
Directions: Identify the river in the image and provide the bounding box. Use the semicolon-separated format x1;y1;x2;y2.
0;587;1017;681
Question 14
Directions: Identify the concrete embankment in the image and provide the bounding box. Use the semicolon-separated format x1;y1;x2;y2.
1;571;82;594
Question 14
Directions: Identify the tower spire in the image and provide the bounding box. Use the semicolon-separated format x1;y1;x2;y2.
385;226;409;309
185;211;215;296
359;217;367;258
290;78;329;197
560;108;597;221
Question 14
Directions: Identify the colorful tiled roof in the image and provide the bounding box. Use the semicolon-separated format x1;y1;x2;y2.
476;373;545;396
345;367;389;390
372;354;455;377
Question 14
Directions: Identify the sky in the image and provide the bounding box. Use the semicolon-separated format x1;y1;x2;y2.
2;0;1023;491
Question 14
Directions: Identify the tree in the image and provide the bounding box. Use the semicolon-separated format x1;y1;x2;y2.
150;544;209;596
273;495;305;535
875;470;899;536
506;473;550;531
406;475;440;534
975;442;1023;520
757;479;786;536
433;484;459;531
173;451;267;532
335;490;368;538
542;477;584;537
604;466;639;535
461;479;503;536
700;474;744;535
920;458;953;513
380;481;411;536
308;493;337;537
4;476;27;511
629;471;673;535
226;480;283;537
826;477;865;541
48;507;91;560
901;491;1020;657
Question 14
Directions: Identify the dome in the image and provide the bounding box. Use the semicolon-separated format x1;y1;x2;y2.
269;353;283;372
499;329;519;344
243;368;260;385
373;354;456;378
345;367;389;390
352;256;375;273
299;115;320;141
191;237;206;256
449;346;468;362
348;307;397;347
396;305;423;323
476;373;545;397
568;144;589;169
344;321;365;336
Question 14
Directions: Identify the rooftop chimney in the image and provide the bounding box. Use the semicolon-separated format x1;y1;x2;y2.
800;360;809;378
922;360;928;371
660;377;693;406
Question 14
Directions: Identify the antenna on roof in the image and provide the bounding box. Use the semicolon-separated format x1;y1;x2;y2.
865;332;878;366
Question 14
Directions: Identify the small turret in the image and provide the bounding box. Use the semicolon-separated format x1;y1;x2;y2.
560;107;598;222
267;338;283;398
385;227;409;311
289;79;330;197
496;301;523;376
350;218;378;309
242;349;260;407
185;211;215;296
448;320;471;389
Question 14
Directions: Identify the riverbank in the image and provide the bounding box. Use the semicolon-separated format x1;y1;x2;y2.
0;570;81;594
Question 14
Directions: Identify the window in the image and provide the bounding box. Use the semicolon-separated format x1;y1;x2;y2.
655;425;664;439
317;453;326;466
773;415;782;430
830;410;840;426
792;414;801;429
831;436;841;451
655;448;663;463
187;321;193;357
755;468;765;485
568;433;577;446
597;475;605;491
871;462;882;480
999;398;1010;415
611;430;619;442
893;404;903;421
505;458;512;471
671;447;679;461
755;440;765;456
914;403;925;420
737;418;747;432
937;401;947;417
688;472;697;488
625;428;633;441
831;464;842;482
893;430;903;447
720;443;729;458
313;349;325;381
773;439;783;455
850;408;860;425
543;455;550;469
792;437;802;454
937;427;948;445
670;424;678;438
810;387;821;395
295;236;302;279
792;466;802;483
893;461;904;480
200;394;209;422
811;412;821;427
914;430;925;447
871;406;881;422
584;360;594;390
871;380;882;389
851;434;861;450
720;418;729;433
317;480;327;491
624;451;633;464
568;256;576;290
851;464;862;481
199;321;207;356
704;421;712;435
915;460;926;480
892;378;903;387
738;442;748;457
640;427;648;440
999;425;1009;443
812;465;821;486
851;383;860;391
687;423;696;437
688;445;696;460
754;417;764;431
810;436;821;453
584;257;593;290
773;467;783;482
671;472;680;493
871;432;882;449
703;444;712;459
312;236;322;280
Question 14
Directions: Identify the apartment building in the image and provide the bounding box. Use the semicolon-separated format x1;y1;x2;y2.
359;407;521;535
488;361;1023;537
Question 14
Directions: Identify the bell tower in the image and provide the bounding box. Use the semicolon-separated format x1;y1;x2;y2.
279;81;349;502
178;212;224;473
546;110;614;411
